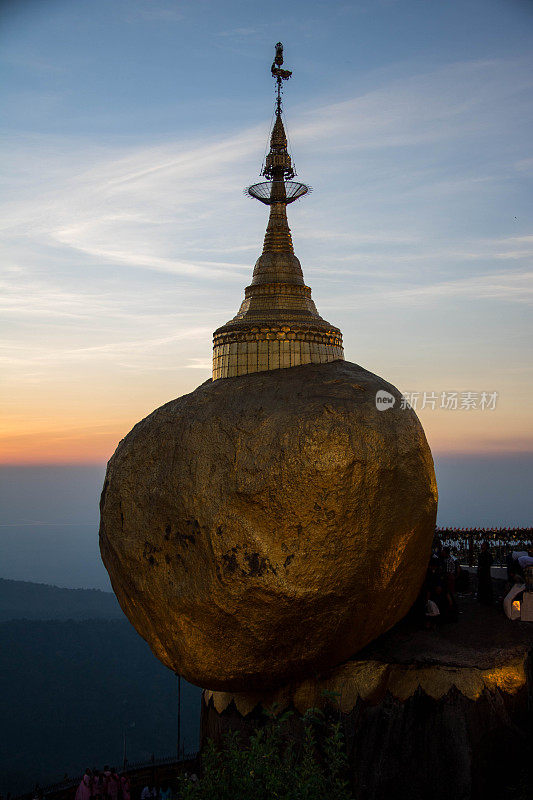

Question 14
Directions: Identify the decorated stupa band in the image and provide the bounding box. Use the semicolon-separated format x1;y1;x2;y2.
212;43;344;380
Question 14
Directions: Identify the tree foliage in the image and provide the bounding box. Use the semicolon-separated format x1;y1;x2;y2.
179;706;353;800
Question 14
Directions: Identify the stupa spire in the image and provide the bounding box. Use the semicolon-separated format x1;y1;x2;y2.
212;43;344;380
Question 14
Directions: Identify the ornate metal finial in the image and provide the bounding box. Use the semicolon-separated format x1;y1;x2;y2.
246;43;307;201
271;42;292;116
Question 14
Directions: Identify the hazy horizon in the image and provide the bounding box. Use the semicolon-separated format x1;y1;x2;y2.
1;456;531;591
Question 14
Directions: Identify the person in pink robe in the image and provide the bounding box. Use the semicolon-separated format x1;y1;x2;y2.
92;771;102;799
75;772;92;800
107;769;120;800
120;775;131;800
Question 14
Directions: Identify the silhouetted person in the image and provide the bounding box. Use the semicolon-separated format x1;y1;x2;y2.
423;559;447;624
120;775;131;800
442;547;457;595
92;771;103;800
75;772;92;800
107;769;120;800
477;541;493;604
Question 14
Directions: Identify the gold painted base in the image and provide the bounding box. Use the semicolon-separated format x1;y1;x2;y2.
203;653;527;717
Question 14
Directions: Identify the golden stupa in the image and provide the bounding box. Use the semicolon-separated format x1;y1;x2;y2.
213;44;343;379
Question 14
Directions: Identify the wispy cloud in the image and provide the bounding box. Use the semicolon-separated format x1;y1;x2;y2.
1;55;532;458
127;1;185;22
217;28;258;38
377;270;533;306
514;158;533;174
2;58;531;288
185;358;213;369
294;59;533;150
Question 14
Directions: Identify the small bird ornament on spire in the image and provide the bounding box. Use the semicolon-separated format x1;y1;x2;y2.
271;42;292;81
271;42;292;115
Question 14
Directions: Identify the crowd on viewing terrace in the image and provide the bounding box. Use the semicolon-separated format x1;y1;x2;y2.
421;528;533;626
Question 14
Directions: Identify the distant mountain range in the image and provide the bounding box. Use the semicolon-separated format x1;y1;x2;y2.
0;578;122;621
0;579;201;796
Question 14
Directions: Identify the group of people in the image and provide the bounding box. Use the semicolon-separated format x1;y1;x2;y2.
140;777;197;800
75;768;130;800
140;785;174;800
75;770;198;800
436;527;533;568
422;533;533;626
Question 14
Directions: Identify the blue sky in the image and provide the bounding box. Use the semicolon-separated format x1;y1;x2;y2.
1;0;533;463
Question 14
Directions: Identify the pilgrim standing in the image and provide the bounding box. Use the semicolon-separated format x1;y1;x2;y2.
120;775;131;800
75;772;92;800
108;769;120;800
477;541;493;604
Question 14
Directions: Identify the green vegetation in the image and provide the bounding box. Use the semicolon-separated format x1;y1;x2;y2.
180;706;353;800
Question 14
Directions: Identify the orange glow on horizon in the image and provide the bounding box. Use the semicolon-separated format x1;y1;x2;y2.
2;361;532;465
1;411;532;465
0;426;120;465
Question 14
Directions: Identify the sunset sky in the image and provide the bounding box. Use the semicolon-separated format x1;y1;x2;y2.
2;0;533;465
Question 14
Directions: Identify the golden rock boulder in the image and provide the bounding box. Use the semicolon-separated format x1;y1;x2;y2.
99;359;437;691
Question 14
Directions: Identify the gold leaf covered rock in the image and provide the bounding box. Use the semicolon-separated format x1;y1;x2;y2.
100;360;437;691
